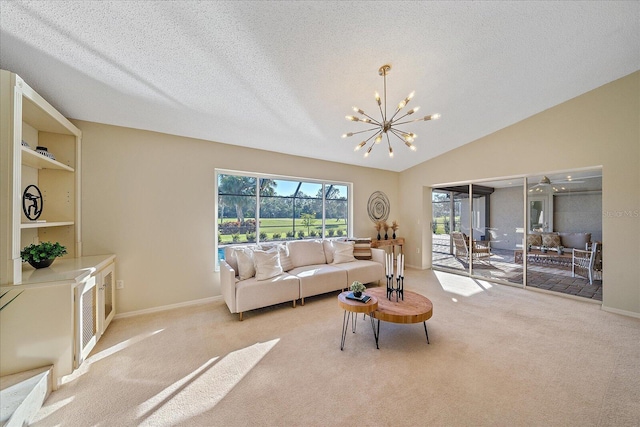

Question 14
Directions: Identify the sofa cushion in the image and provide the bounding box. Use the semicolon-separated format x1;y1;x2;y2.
234;247;256;280
332;241;356;264
288;240;326;268
292;264;348;299
333;259;384;286
253;249;283;281
235;273;300;313
527;234;542;247
541;233;561;248
559;232;591;249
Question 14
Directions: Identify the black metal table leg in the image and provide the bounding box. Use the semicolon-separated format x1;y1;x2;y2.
423;321;430;344
340;310;352;350
370;316;380;349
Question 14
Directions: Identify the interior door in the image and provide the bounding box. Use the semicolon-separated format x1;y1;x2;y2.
528;196;549;232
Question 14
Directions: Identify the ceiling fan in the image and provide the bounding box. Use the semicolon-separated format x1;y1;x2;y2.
528;175;600;193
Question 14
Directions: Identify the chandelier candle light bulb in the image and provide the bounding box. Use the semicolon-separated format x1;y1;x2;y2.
343;64;440;158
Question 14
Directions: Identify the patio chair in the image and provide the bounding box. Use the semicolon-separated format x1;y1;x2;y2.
451;232;491;263
572;241;599;284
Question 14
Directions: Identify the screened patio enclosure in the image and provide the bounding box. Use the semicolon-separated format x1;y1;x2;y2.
431;169;602;301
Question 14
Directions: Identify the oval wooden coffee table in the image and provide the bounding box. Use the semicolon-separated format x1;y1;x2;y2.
338;291;379;350
366;287;433;346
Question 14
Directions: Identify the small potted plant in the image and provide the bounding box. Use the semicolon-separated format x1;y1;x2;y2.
540;245;548;254
558;245;565;255
20;241;67;269
350;281;366;298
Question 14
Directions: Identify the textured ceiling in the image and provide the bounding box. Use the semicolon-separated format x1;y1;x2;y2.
1;1;638;172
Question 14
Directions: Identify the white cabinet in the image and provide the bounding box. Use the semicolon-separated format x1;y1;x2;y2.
73;259;116;369
74;275;98;369
97;262;115;337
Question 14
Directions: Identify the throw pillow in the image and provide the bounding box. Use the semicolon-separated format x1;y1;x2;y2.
332;241;356;264
277;244;294;272
323;240;337;264
287;240;326;267
527;234;542;247
541;233;561;248
349;238;372;260
253;249;283;281
234;247;256;280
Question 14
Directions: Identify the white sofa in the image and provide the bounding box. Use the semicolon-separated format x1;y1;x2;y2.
220;239;385;320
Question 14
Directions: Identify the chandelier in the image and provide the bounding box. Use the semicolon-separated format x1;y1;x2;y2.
343;64;440;158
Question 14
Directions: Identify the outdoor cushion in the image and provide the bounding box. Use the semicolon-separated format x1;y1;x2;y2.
541;233;561;248
559;232;591;249
527;234;543;247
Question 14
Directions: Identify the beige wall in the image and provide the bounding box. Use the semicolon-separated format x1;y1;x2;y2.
76;71;639;317
76;121;398;314
399;71;640;316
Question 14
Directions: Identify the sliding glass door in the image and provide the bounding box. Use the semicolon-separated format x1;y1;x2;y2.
469;180;524;285
431;168;603;301
525;171;603;300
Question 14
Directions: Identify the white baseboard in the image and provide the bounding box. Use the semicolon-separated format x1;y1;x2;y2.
114;295;223;319
601;305;640;319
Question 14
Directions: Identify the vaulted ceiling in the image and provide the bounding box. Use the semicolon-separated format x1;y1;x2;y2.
1;1;638;172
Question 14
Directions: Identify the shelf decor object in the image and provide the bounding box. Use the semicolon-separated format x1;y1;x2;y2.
385;252;404;302
367;191;390;223
35;146;55;160
22;184;43;220
342;64;440;158
20;241;68;269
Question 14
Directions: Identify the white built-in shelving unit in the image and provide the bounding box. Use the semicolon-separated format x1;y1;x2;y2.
0;69;115;390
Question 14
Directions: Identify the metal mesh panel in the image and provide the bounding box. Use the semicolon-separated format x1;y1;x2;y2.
82;287;96;348
104;272;113;318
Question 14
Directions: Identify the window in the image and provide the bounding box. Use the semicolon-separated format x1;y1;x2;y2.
216;170;351;249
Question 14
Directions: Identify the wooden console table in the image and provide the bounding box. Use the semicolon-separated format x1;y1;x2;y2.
371;238;405;257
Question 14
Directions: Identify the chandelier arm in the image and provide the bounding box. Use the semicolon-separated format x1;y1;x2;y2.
390;128;413;137
363;140;377;157
346;126;383;136
391;110;413;123
390;129;410;140
389;103;407;122
383;72;387;122
393;117;426;126
358;111;382;125
362;131;382;145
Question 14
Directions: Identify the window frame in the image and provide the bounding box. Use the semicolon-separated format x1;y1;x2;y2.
215;169;353;268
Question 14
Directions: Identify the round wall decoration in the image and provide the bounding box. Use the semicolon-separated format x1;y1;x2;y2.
367;191;390;222
22;184;43;220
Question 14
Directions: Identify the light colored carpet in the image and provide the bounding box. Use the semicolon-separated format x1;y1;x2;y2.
32;269;640;426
